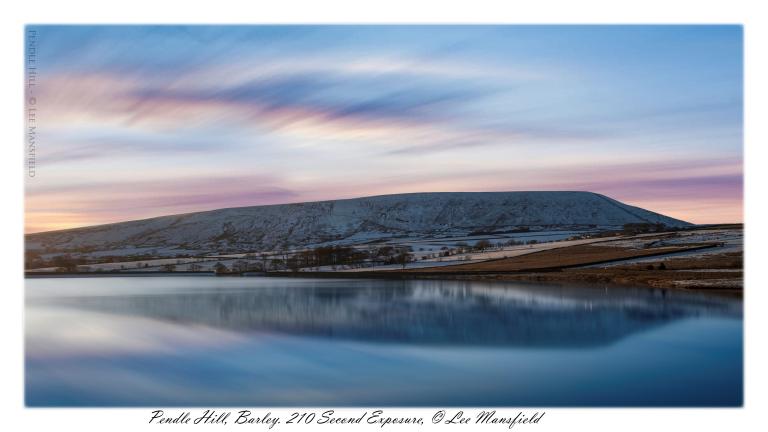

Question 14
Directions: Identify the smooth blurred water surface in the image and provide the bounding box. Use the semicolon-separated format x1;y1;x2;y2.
25;276;742;406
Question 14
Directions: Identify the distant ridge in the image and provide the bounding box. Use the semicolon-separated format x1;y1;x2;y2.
26;191;691;253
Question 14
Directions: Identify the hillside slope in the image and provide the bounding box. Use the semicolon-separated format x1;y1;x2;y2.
26;191;690;253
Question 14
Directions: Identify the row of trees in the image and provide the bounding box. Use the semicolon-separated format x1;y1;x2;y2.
284;245;414;272
200;245;415;274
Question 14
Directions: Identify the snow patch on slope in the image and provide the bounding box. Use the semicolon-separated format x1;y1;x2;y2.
26;191;690;253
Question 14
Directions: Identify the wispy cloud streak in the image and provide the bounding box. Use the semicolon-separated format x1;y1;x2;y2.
25;25;743;231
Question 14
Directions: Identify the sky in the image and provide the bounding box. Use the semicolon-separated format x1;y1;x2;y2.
24;25;743;233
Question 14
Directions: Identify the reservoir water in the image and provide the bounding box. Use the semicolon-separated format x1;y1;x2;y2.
25;276;742;406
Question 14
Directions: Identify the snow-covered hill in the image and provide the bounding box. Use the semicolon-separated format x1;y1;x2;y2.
26;191;691;254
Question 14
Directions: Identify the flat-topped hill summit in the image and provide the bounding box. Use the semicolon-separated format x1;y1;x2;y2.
26;191;690;253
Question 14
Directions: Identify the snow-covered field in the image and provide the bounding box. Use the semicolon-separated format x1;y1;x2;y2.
26;227;741;274
583;229;743;268
295;235;629;272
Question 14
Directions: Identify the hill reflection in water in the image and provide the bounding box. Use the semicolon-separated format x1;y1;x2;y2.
27;277;741;348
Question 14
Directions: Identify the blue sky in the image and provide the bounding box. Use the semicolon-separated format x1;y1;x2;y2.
25;25;742;232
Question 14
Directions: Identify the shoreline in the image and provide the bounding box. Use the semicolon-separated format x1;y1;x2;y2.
25;267;743;295
25;228;743;294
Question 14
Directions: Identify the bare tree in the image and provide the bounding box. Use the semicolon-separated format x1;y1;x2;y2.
395;250;414;269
